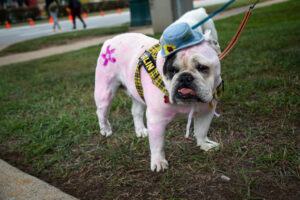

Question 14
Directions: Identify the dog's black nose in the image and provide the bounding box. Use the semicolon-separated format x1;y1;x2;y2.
179;72;194;84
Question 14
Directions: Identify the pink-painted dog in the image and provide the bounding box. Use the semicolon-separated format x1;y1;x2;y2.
94;30;222;172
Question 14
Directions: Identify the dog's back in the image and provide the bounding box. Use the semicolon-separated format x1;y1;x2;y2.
95;33;158;103
174;8;218;41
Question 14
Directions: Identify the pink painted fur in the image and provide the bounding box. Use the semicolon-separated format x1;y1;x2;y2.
95;33;221;172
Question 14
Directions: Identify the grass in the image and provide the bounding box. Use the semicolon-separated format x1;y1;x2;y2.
203;0;271;13
0;25;129;57
0;0;299;199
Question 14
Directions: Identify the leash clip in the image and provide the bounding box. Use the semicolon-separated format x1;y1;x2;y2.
249;0;259;11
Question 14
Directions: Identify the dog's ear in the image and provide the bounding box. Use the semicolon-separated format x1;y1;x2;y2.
203;29;212;41
203;29;221;55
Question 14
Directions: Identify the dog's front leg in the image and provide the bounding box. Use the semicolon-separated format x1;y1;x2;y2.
194;107;219;151
146;109;171;172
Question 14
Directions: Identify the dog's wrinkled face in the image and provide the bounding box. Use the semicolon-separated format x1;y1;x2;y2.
162;41;221;104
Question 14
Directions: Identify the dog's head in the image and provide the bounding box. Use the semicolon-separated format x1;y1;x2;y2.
161;41;221;104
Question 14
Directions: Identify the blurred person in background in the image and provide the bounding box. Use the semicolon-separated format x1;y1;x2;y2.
68;0;87;29
46;0;62;31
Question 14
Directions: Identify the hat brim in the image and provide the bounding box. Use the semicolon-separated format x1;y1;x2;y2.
161;31;204;57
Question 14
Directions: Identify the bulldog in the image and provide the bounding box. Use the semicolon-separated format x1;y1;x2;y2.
94;22;222;172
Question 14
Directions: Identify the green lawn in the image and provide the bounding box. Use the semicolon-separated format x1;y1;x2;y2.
203;0;271;13
0;0;299;199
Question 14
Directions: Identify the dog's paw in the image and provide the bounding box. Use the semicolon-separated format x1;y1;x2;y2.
100;128;112;137
197;138;219;151
135;127;148;138
151;158;169;172
100;121;112;137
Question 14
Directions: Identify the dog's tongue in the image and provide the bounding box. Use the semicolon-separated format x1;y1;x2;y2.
179;88;197;96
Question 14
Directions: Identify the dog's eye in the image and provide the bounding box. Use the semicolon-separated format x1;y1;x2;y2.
196;64;209;74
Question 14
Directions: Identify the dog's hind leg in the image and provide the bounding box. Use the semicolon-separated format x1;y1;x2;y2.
194;108;219;151
131;99;148;138
94;71;119;137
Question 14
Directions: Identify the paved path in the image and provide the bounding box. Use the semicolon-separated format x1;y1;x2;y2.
0;11;130;48
194;0;230;7
0;159;78;200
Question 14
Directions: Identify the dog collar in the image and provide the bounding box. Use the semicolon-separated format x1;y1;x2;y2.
135;43;170;102
214;80;224;100
209;80;224;110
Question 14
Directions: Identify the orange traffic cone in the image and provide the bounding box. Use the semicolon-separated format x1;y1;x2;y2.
100;10;104;16
5;21;10;29
49;17;54;24
117;8;121;14
69;14;73;21
83;12;87;18
30;18;34;26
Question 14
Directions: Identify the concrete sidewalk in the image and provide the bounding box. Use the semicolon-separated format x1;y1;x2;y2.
0;0;288;67
0;159;78;200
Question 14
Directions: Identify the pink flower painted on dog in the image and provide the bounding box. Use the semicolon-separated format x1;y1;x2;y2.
102;45;116;66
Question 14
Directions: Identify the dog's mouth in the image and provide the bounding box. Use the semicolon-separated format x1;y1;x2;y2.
178;88;197;98
175;87;203;102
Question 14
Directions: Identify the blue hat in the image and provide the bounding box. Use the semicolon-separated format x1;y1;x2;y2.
161;22;204;57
